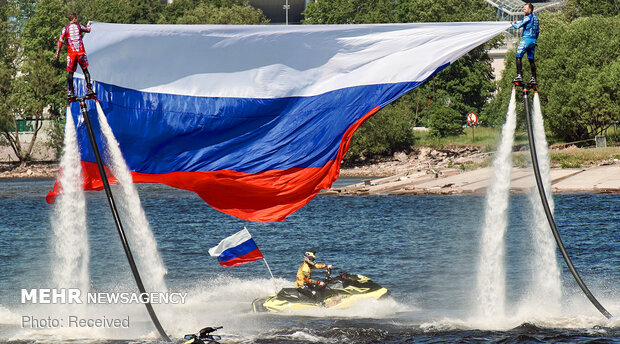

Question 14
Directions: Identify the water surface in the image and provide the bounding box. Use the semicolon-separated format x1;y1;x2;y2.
0;178;618;343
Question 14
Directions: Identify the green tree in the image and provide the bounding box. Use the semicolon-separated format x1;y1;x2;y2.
564;0;619;19
303;0;396;24
21;0;66;54
66;0;268;25
397;0;498;137
0;1;24;161
66;0;132;24
539;14;619;141
6;54;59;162
304;0;499;161
17;0;66;159
2;0;270;162
347;98;417;160
424;46;497;123
1;0;64;162
485;13;619;142
427;103;463;138
395;0;495;22
0;2;18;66
174;3;268;24
11;0;37;24
480;52;517;128
124;0;163;24
160;0;268;24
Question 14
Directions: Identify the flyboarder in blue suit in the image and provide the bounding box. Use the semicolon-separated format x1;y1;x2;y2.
512;3;539;85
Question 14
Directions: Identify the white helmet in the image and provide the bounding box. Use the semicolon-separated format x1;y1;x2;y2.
304;251;316;265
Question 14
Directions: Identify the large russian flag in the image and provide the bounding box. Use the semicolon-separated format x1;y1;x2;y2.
46;21;510;222
208;228;264;267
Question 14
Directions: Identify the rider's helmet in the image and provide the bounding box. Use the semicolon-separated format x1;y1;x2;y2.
304;251;316;265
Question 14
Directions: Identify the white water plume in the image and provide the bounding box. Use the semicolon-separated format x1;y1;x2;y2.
521;92;562;315
475;88;517;320
51;106;90;293
94;101;168;293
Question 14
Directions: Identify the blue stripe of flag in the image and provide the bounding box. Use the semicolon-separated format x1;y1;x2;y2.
218;238;260;263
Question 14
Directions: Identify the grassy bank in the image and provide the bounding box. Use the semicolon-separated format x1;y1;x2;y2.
415;126;620;170
417;126;619;148
510;147;619;168
456;146;620;172
415;127;530;149
548;147;620;168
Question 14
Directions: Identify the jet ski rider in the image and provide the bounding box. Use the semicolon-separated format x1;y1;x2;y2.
295;251;332;300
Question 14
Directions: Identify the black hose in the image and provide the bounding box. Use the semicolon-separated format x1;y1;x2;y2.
78;99;172;340
520;86;612;319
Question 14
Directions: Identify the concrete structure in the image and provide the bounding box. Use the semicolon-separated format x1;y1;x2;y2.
0;120;56;162
484;0;564;22
325;165;620;196
163;0;311;24
249;0;311;24
163;1;564;25
489;37;517;81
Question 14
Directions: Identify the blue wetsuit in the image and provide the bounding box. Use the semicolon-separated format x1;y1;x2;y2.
513;13;539;59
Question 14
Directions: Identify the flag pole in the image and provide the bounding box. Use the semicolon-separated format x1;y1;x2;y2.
242;227;278;292
262;258;278;292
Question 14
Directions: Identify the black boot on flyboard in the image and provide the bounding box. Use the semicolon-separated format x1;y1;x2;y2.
528;58;537;89
67;81;77;103
84;68;96;98
66;73;96;104
67;69;96;103
85;82;96;98
512;57;524;85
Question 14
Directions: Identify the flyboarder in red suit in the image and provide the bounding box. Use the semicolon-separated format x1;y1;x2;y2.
55;12;94;99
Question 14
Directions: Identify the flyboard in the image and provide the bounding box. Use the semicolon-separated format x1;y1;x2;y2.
512;79;613;319
67;93;172;341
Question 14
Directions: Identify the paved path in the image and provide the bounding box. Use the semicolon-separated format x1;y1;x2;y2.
552;164;620;193
325;164;620;195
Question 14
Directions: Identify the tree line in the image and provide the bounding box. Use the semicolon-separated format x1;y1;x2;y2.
0;0;617;164
0;0;268;163
484;0;618;144
304;0;500;161
305;0;618;161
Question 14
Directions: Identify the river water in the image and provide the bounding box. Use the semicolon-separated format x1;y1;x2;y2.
0;178;618;343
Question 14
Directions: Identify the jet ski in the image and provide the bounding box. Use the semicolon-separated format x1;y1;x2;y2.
252;269;389;313
183;326;222;344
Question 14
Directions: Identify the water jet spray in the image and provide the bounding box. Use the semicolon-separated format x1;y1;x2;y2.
71;94;172;340
514;80;613;319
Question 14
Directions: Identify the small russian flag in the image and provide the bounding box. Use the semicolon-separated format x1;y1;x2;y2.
208;228;264;267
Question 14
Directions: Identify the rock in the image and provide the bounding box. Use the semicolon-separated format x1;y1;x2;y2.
0;162;58;179
394;151;408;162
418;147;431;160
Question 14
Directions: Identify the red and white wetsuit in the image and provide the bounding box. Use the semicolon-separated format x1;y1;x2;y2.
57;22;91;72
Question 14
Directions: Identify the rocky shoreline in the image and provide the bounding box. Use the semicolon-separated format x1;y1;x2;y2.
2;146;619;194
332;146;620;195
0;146;487;180
0;162;59;179
339;145;489;178
325;164;620;196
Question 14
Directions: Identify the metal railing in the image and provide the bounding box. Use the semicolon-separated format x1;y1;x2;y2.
484;0;565;22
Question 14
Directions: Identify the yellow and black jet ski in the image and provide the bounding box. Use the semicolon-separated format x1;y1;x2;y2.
252;269;389;313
